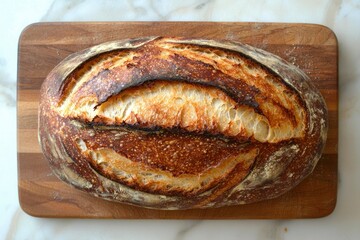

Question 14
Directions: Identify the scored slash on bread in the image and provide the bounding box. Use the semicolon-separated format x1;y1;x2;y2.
38;37;327;209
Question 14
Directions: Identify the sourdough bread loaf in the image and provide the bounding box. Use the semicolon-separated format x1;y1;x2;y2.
38;37;328;209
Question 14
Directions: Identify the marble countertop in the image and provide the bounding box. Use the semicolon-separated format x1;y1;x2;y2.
1;0;359;239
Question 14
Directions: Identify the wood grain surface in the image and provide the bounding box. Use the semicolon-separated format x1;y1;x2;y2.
17;22;338;219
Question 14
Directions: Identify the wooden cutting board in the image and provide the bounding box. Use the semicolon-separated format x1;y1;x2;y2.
17;22;338;219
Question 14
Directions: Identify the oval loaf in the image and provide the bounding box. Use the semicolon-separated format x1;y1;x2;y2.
38;37;328;209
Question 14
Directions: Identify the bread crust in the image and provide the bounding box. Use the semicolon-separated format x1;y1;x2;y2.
38;37;327;209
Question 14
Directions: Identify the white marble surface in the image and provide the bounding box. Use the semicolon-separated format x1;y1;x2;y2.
1;0;360;239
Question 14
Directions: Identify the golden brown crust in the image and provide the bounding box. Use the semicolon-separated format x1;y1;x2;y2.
38;37;328;209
